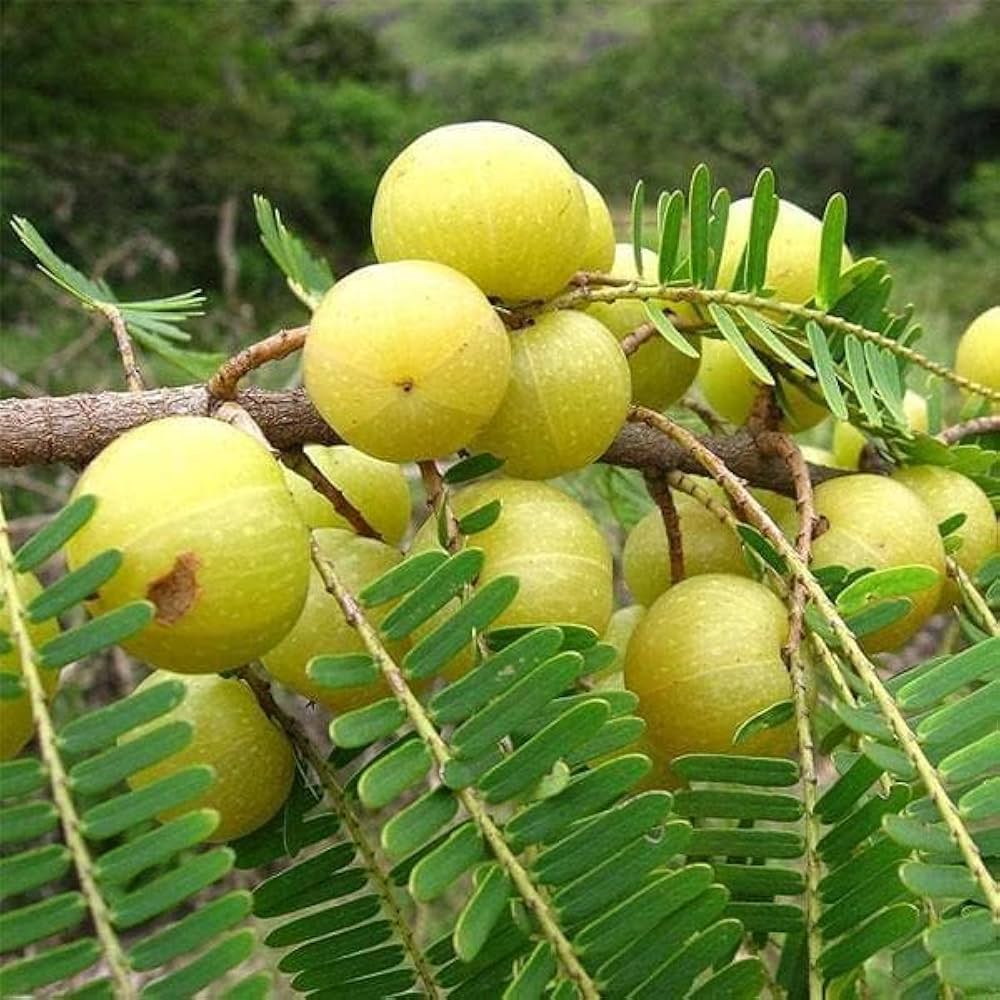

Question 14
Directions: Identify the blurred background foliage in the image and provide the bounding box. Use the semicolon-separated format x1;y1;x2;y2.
2;0;998;396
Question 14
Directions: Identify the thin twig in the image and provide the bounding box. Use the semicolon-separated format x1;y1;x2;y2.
644;471;684;584
680;394;729;433
948;557;999;636
937;414;1000;444
207;325;308;401
310;542;602;999
240;664;442;998
281;447;381;540
620;323;656;356
630;405;1000;919
96;304;144;392
418;460;462;554
0;500;136;998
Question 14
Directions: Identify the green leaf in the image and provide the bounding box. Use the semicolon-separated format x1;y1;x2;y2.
253;193;333;309
454;864;511;962
937;950;1000;993
657;190;685;283
687;827;804;859
0;757;47;801
39;601;154;669
565;715;646;766
732;700;794;745
689;959;765;1000
58;679;185;755
633;918;743;999
329;698;406;749
0;891;86;953
380;548;485;640
673;787;802;822
13;495;97;572
0;673;23;701
708;303;773;384
688;164;711;286
836;565;941;617
264;895;381;948
360;550;449;607
503;940;555;1000
865;341;907;425
486;622;597;652
713;863;804;897
308;654;379;691
735;524;787;575
806;320;850;420
706;188;730;288
819;838;909;905
844;335;882;427
816;193;847;309
0;843;71;900
642;302;700;358
939;729;1000;784
382;788;457;860
358;739;432;811
403;575;519;681
845;597;912;639
129;891;252;971
917;679;1000;748
924;908;996;958
409;822;485;902
896;637;1000;710
81;765;214;840
630;179;645;275
0;799;58;845
939;510;968;536
457;499;503;535
141;928;255;998
444;452;505;485
26;550;122;622
253;843;356;918
814;753;885;823
818;784;910;865
671;754;799;787
743;168;777;293
959;777;999;821
0;938;101;996
277;918;393;974
735;307;814;376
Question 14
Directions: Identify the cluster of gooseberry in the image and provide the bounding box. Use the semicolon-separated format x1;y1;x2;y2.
6;121;997;833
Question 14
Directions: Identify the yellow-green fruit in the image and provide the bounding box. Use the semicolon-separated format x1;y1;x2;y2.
263;529;406;713
802;475;946;652
65;417;310;673
124;672;294;842
304;261;511;463
0;573;60;760
625;574;795;780
623;492;748;606
955;306;1000;404
471;310;630;479
283;445;411;544
596;605;645;678
412;479;613;633
577;175;616;272
717;197;853;304
371;121;589;301
698;338;828;431
892;465;998;609
586;244;700;410
832;390;929;470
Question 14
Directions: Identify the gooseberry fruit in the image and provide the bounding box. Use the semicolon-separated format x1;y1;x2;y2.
0;572;60;760
697;338;828;432
65;417;310;673
622;489;749;606
283;444;411;544
891;465;998;609
955;306;1000;405
304;260;511;463
831;390;928;470
371;121;589;301
625;574;795;781
124;671;294;842
262;529;406;713
577;175;616;272
801;474;946;652
596;604;645;679
471;309;631;479
586;244;700;410
717;197;853;304
411;478;614;634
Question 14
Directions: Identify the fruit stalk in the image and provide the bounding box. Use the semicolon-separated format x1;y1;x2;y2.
0;498;136;998
207;324;308;401
643;470;685;584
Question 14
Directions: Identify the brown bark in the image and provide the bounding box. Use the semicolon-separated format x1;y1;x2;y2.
0;386;847;495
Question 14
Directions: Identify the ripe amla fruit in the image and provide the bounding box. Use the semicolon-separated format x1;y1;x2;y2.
262;529;406;713
283;444;411;544
371;121;589;301
65;417;310;673
799;475;946;652
586;244;700;410
831;390;928;470
412;479;614;634
697;338;828;432
304;261;511;463
1;573;60;760
577;175;616;272
625;574;795;780
955;306;1000;406
471;310;631;479
717;197;853;305
623;488;749;606
892;465;998;609
123;671;294;842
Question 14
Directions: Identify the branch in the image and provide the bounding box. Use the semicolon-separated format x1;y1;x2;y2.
207;325;308;401
938;414;1000;444
0;388;849;499
97;303;145;393
644;471;684;584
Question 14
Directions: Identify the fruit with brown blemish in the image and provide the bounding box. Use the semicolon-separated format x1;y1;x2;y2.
122;671;294;842
471;309;631;479
304;260;511;463
65;416;310;673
